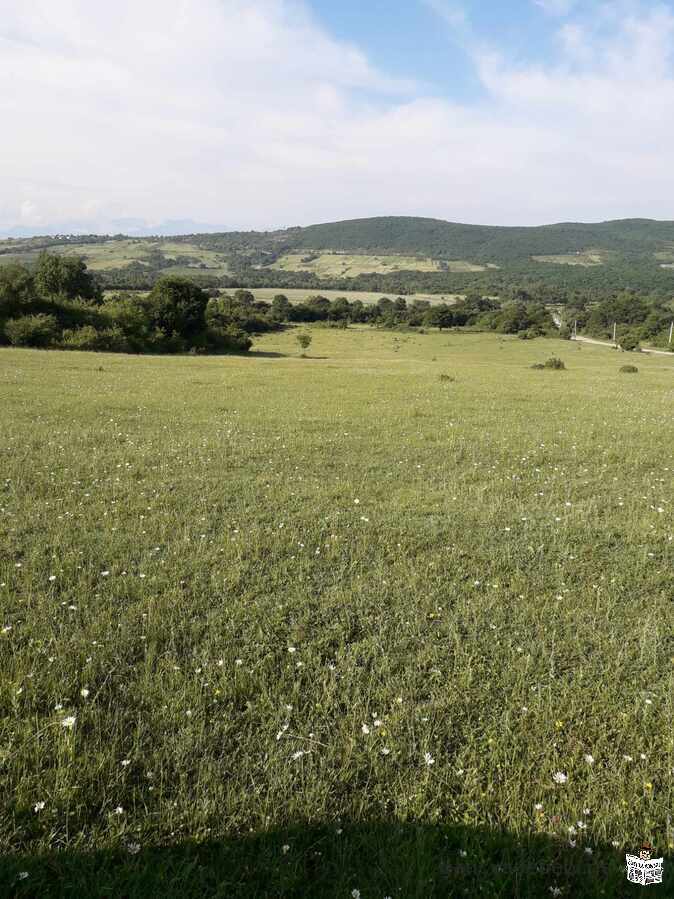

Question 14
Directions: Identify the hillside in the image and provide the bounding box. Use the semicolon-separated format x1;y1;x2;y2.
190;216;674;261
3;216;674;294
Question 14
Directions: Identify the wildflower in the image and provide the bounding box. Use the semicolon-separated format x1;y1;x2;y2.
361;724;370;735
623;754;633;762
291;750;305;761
584;754;595;765
568;839;576;848
549;888;562;897
114;806;124;815
235;659;243;666
18;872;29;881
48;575;56;582
584;848;593;856
101;571;110;577
552;771;568;784
127;842;141;855
2;625;12;634
121;760;131;767
576;821;586;830
611;841;620;848
352;890;361;899
80;688;90;699
34;801;45;812
424;752;435;766
381;748;391;756
459;849;467;857
373;719;382;727
583;807;591;815
61;715;76;729
287;647;296;654
644;782;653;791
282;844;290;854
534;803;543;811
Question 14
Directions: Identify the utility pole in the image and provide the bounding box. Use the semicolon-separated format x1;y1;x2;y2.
669;321;673;345
613;322;617;345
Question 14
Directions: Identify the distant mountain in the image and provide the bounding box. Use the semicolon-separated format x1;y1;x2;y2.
0;218;232;239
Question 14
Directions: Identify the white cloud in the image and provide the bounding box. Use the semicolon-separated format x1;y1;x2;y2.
1;0;674;231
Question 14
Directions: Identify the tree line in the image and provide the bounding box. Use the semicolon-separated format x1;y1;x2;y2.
1;254;671;354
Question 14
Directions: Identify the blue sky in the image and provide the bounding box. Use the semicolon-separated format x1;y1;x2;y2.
309;0;559;103
3;0;674;233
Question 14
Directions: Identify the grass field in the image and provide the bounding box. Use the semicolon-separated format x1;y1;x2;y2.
0;239;231;276
1;331;672;897
266;253;487;277
532;253;605;267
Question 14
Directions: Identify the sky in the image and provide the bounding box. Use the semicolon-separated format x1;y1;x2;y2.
2;0;674;234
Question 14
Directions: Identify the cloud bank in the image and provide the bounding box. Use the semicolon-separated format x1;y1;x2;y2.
1;0;674;233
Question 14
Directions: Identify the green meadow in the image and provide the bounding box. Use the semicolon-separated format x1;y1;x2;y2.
266;253;487;277
1;330;672;897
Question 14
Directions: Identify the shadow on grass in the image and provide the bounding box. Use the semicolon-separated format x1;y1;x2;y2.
3;821;665;898
247;351;287;358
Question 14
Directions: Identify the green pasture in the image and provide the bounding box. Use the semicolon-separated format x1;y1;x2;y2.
0;330;672;896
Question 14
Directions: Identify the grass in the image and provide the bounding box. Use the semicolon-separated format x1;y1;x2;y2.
0;239;231;275
532;253;605;267
0;330;672;897
266;253;487;277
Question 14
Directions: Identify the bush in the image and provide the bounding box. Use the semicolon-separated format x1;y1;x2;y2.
543;357;566;370
61;325;105;351
618;331;640;352
530;363;545;370
619;364;639;373
4;314;59;348
206;325;252;354
438;373;456;382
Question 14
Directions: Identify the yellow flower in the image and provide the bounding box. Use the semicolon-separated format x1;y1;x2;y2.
555;720;564;729
644;782;653;791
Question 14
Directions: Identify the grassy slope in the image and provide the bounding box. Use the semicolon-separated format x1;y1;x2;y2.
267;253;486;277
0;332;672;897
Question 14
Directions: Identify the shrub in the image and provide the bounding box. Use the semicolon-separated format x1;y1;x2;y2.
439;373;456;382
61;325;105;351
619;364;639;373
4;314;59;348
618;331;640;352
530;363;545;370
296;333;312;354
544;357;566;370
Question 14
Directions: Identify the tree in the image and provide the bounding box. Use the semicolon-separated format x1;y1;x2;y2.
34;253;101;301
271;294;290;321
296;332;312;355
0;263;36;324
233;289;255;308
144;277;209;341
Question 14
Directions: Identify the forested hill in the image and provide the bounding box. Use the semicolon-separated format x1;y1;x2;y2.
4;215;674;295
284;216;674;260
